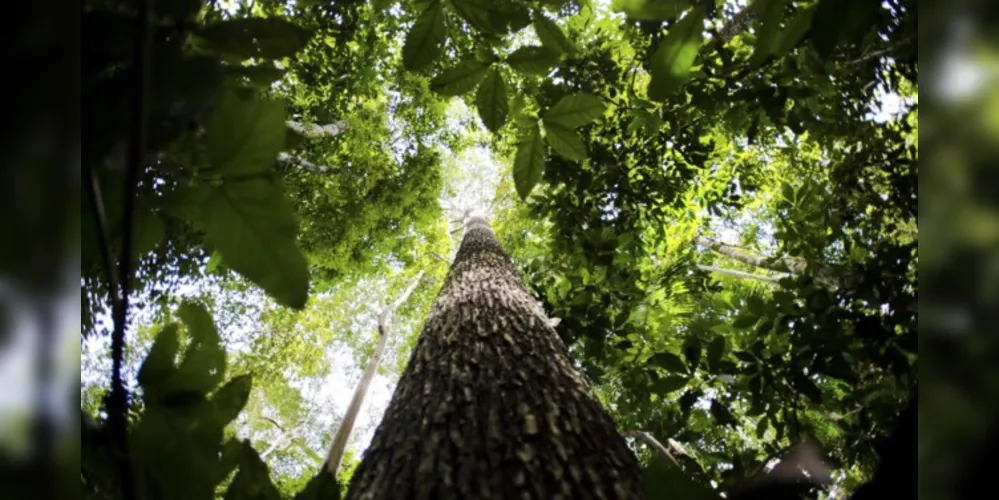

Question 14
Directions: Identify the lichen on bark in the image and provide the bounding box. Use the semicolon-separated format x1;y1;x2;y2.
347;217;643;499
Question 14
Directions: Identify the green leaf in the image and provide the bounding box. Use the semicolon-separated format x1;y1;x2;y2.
793;373;823;403
513;123;545;199
612;0;692;21
205;89;287;177
137;324;180;390
733;350;756;363
543;123;587;161
650;352;688;373
450;0;530;35
652;375;689;395
642;454;720;500
430;60;489;96
213;375;253;426
197;17;314;60
706;336;726;369
751;0;787;66
776;5;816;56
542;92;606;129
648;7;705;101
224;64;285;87
294;470;340;500
224;441;282;500
746;295;765;317
206;251;224;273
683;337;702;371
197;179;309;309
168;302;226;396
755;416;769;438
507;45;561;76
403;1;447;71
710;400;738;428
533;15;574;54
733;312;759;329
475;68;509;132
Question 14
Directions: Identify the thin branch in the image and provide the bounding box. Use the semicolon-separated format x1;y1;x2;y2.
697;264;783;284
286;119;348;139
109;0;152;497
277;152;334;173
623;430;681;468
84;169;123;315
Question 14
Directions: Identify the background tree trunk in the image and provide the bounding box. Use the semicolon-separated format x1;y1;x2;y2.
325;271;425;475
347;217;642;499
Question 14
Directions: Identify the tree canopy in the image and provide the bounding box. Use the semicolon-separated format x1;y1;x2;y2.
80;0;917;498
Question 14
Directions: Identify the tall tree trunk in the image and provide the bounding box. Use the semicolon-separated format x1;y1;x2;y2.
325;271;426;475
347;217;642;499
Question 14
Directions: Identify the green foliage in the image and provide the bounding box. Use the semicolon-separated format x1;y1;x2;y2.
430;59;489;96
507;46;561;76
533;15;575;55
648;7;705;100
196;17;314;60
612;0;692;22
513;123;545;199
403;1;447;71
475;68;510;132
541;92;606;129
642;455;718;500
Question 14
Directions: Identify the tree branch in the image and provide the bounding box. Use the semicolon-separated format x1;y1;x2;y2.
622;430;681;468
277;152;334;173
286;119;348;139
324;271;426;474
696;264;783;284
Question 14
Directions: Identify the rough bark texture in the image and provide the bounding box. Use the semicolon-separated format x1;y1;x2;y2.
347;217;642;499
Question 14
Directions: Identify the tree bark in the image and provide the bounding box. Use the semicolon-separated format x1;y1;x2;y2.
325;272;426;475
347;217;642;499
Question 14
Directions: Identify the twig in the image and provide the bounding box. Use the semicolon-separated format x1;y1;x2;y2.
623;430;681;469
107;0;152;498
84;169;123;316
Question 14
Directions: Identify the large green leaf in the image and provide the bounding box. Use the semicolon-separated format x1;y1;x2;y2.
205;89;287;177
543;123;587;161
513;123;545;199
710;400;738;427
650;352;688;373
137;324;180;390
533;15;575;55
197;179;309;309
403;1;447;71
475;68;509;132
171;302;226;396
224;441;282;500
751;0;787;66
652;375;689;395
612;0;691;21
706;336;727;369
213;375;253;426
197;17;314;60
294;470;340;500
507;46;561;75
648;7;705;101
777;4;817;56
642;455;719;500
450;0;530;35
430;60;489;96
542;92;606;129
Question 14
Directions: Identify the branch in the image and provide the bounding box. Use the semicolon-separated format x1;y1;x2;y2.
697;264;783;284
623;430;681;468
324;271;426;474
108;0;152;496
286;119;348;139
277;152;334;173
